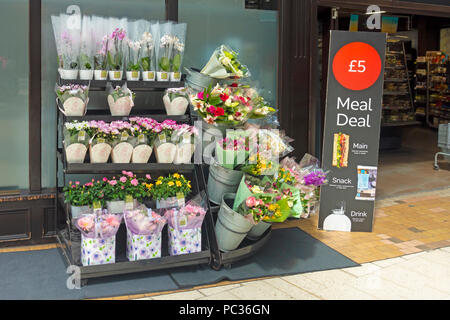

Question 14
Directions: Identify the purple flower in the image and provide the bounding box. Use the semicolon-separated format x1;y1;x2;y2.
303;170;327;186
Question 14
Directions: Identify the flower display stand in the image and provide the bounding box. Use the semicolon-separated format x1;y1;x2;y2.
55;75;269;285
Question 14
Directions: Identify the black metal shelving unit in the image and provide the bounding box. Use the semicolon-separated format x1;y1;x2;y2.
55;75;269;285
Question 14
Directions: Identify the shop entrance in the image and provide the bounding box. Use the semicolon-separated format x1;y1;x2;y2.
317;6;450;199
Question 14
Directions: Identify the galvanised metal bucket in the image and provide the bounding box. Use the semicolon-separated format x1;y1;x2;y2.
215;193;253;252
185;67;218;92
207;163;243;205
246;221;271;240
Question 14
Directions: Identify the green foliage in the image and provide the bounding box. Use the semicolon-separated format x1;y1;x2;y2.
159;56;170;72
172;53;181;72
79;53;92;70
149;174;191;200
141;57;150;71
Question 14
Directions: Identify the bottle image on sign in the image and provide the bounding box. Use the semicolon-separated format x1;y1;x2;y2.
323;201;351;232
332;42;382;91
332;132;349;168
355;165;378;201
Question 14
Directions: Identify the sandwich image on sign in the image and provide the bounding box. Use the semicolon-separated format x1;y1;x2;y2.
332;132;349;168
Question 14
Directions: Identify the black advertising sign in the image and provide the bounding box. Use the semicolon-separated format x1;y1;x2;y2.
318;31;386;232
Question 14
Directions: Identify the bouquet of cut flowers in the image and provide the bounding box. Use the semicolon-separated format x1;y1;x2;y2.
63;121;91;163
190;83;252;126
107;83;135;116
56;84;89;116
163;87;189;115
75;211;122;239
236;193;290;224
200;45;250;79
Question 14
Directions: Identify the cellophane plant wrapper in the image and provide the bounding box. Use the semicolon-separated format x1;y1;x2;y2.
171;23;187;74
92;15;108;71
124;205;167;260
126;19;148;72
200;45;250;79
80;15;94;70
156;22;173;73
106;17;127;71
51;14;81;70
164;193;207;255
138;21;155;72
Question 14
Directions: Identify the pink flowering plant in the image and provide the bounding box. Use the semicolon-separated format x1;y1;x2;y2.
56;84;89;104
129;117;159;145
106;28;127;71
86;120;114;144
63;181;93;207
103;171;150;202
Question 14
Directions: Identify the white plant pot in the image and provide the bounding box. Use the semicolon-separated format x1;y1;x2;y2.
89;143;112;163
106;200;125;214
169;71;182;82
59;68;78;80
79;69;94;80
107;96;133;116
111;142;134;163
65;143;87;163
174;143;195;164
131;145;153;163
155;142;177;163
61;97;86;116
142;71;155;81
156;71;169;81
94;70;108;80
108;70;123;81
126;71;140;81
163;95;189;115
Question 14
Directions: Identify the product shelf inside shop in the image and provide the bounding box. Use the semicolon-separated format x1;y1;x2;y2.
381;120;422;127
58;75;186;91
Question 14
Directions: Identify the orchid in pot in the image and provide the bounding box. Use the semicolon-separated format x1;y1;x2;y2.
129;117;158;163
109;120;137;163
149;173;191;209
169;23;186;81
79;16;95;80
87;120;113;163
106;28;126;80
63;121;90;163
156;22;173;81
92;15;108;80
140;31;156;81
107;83;135;116
163;87;189;115
56;84;89;116
153;119;178;163
126;39;141;80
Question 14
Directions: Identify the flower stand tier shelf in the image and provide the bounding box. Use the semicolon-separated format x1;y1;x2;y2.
54;77;269;285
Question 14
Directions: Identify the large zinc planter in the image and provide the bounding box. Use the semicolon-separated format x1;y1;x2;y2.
246;221;271;240
215;193;253;252
207;163;243;205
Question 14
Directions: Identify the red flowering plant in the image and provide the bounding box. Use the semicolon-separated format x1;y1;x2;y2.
190;83;252;126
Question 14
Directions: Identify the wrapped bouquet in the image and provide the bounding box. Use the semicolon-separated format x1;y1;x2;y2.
56;84;89;116
200;45;250;79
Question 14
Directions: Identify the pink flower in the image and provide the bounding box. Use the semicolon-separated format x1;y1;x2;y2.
245;196;257;208
126;171;134;178
75;181;80;185
258;199;264;206
120;176;127;183
121;186;125;189
146;174;151;180
131;178;138;186
109;180;117;186
106;215;120;227
102;177;108;182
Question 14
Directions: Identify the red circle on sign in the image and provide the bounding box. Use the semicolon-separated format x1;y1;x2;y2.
332;42;382;91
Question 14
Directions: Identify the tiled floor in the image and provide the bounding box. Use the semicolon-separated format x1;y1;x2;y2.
136;247;450;300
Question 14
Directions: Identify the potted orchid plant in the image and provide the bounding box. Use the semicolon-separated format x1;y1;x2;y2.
156;22;173;81
126;39;141;81
106;28;126;80
79;16;94;80
92;16;108;80
140;31;155;81
170;23;186;81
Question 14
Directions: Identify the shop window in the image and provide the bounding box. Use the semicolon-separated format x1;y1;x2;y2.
0;0;29;191
41;0;165;188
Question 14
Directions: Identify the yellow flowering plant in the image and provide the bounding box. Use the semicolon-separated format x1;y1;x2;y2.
149;173;191;200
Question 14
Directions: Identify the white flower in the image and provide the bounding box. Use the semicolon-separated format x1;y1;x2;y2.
224;98;232;107
160;34;172;47
141;32;153;43
173;38;184;52
228;115;234;121
219;56;231;66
